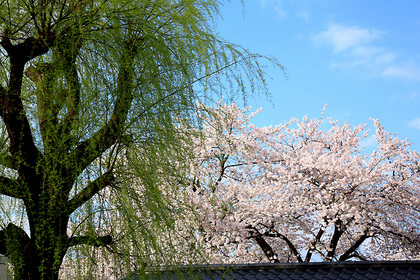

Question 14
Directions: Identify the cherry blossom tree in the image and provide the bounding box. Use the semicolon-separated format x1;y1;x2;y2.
189;102;420;263
58;101;420;278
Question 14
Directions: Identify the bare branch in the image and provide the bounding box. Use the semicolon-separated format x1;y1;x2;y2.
339;228;371;261
325;219;345;261
304;226;325;262
263;228;304;262
246;225;280;263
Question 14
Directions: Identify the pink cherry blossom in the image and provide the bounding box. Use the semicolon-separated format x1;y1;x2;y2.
188;102;420;263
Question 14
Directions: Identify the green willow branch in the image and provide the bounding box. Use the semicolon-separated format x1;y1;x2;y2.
67;234;113;248
67;170;115;215
69;40;136;178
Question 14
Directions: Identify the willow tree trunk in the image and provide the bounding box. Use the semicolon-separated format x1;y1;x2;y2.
0;22;126;280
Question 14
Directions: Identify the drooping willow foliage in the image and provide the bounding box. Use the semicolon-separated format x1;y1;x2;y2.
0;0;279;279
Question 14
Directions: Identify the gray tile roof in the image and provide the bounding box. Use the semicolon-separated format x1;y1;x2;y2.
126;261;420;280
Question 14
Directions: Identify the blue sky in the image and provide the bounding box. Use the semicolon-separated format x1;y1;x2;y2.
216;0;420;151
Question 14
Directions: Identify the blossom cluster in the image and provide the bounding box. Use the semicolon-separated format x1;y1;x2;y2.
188;102;420;263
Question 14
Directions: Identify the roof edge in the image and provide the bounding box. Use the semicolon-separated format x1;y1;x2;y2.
146;260;420;272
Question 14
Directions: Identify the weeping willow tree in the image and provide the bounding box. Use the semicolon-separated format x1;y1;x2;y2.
0;0;276;279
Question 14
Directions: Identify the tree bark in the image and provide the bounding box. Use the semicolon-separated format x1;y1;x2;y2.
0;26;134;279
304;227;325;262
246;225;280;263
325;219;345;261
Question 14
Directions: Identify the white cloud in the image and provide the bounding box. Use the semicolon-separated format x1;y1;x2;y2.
313;22;420;80
408;118;420;130
313;23;382;53
381;64;420;81
351;46;395;63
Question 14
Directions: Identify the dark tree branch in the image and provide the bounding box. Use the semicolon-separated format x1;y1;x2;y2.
0;223;31;257
58;51;81;142
25;63;59;147
255;235;280;263
350;251;368;261
1;30;51;95
325;219;345;261
263;229;304;262
0;175;22;199
304;226;325;262
0;32;52;174
30;44;81;156
66;170;115;215
0;31;51;68
53;28;84;152
0;153;16;170
246;225;280;263
67;234;113;248
373;225;420;249
68;40;136;177
338;228;371;261
0;223;38;280
0;90;41;170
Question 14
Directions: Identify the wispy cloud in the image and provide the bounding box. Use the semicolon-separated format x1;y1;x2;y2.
313;22;420;81
257;0;313;22
408;118;420;130
257;0;287;19
313;23;382;53
381;63;420;81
